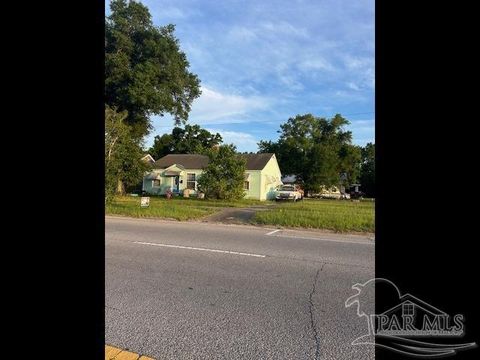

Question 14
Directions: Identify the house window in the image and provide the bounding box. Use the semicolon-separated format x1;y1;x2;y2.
403;303;414;316
187;173;196;190
244;181;250;190
152;179;161;187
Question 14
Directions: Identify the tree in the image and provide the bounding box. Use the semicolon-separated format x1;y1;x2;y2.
258;114;356;192
105;0;201;139
338;144;362;187
148;133;174;160
359;143;375;197
105;106;151;200
172;124;223;154
197;145;246;200
148;124;222;159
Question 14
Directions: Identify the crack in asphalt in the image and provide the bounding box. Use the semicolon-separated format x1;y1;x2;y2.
308;265;324;360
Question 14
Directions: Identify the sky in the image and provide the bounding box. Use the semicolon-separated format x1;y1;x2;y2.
107;0;375;152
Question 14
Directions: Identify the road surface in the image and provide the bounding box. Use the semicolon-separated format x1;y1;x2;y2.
106;217;375;359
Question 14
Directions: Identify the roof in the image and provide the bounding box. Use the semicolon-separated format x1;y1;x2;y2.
241;153;275;170
153;153;275;171
141;154;156;164
154;154;209;169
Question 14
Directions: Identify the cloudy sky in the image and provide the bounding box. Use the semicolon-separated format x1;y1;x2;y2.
108;0;375;152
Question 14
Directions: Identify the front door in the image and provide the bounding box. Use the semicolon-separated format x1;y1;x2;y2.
174;176;180;193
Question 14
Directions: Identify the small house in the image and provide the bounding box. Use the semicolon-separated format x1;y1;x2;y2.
143;153;282;200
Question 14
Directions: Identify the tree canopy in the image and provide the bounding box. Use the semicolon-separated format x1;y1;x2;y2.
148;124;223;159
197;145;246;200
105;106;151;200
105;0;201;139
359;142;375;197
258;114;361;192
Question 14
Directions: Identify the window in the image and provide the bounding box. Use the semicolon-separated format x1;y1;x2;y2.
187;173;196;190
403;303;414;316
244;181;250;190
152;179;161;187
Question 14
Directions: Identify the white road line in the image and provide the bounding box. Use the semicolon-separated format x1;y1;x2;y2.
133;241;266;258
265;229;282;236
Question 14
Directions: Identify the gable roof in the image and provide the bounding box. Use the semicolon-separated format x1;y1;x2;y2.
141;154;156;164
241;153;275;170
154;154;210;169
153;153;276;171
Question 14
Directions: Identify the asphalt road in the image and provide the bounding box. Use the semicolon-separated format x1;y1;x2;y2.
106;217;375;359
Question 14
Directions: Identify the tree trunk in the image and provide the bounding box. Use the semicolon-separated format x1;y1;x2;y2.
116;179;126;195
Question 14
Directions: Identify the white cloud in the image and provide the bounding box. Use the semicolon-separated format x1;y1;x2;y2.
190;87;270;124
342;55;375;89
298;59;335;72
346;82;360;91
206;129;259;153
228;27;258;42
260;21;309;38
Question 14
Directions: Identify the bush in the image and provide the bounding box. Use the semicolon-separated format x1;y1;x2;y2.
197;145;246;200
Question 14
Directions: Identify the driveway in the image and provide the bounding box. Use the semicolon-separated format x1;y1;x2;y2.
201;205;274;224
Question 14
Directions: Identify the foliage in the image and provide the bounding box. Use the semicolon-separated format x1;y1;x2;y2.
338;144;362;188
105;106;151;201
148;124;223;159
359;142;375;197
258;114;358;192
197;145;247;200
105;0;201;139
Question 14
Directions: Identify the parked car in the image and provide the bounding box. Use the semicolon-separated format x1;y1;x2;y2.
307;186;346;199
275;184;303;202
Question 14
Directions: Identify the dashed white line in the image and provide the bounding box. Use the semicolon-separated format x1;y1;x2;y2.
133;241;266;258
265;229;282;236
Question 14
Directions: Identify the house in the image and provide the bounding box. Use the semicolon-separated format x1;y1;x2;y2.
140;154;156;165
142;153;283;200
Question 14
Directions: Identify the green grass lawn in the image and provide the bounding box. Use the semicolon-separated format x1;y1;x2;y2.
106;196;264;221
106;196;374;233
252;199;375;233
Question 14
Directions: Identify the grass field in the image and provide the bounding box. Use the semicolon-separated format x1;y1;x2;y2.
106;196;264;221
252;199;374;233
106;196;374;233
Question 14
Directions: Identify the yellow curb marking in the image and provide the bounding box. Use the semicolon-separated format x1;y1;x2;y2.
105;345;122;359
112;350;141;360
105;345;156;360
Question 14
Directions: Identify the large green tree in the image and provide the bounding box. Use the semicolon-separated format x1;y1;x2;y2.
338;144;362;188
148;124;223;159
105;0;201;139
258;114;359;192
359;142;375;197
105;106;151;200
197;145;246;200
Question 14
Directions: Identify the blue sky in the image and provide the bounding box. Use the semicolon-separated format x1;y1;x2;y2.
107;0;375;152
